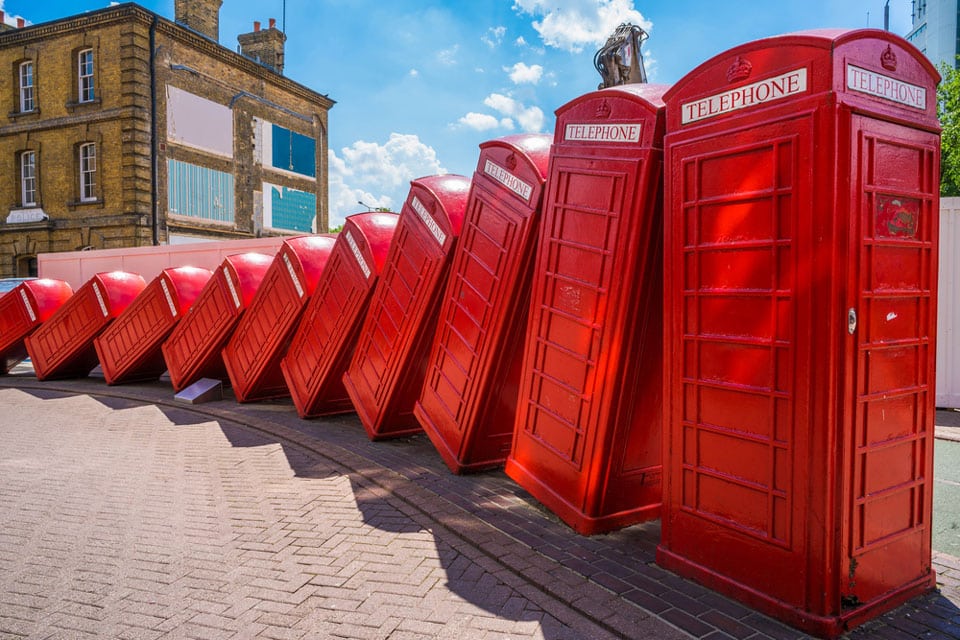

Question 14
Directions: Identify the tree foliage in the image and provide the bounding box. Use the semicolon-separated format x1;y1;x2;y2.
938;62;960;196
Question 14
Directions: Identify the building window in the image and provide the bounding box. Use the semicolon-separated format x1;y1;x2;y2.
20;150;37;207
79;143;96;201
78;49;94;103
19;61;34;112
167;159;235;223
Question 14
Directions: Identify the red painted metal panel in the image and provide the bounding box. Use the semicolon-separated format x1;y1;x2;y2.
656;29;940;638
281;212;399;418
25;271;146;380
414;134;551;473
161;253;273;392
0;279;73;373
343;175;471;440
504;86;667;534
222;236;336;403
94;266;213;385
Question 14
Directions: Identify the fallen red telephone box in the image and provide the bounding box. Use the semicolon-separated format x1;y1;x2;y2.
504;85;668;535
0;279;74;374
161;252;273;392
93;266;213;385
281;212;399;418
222;235;336;403
25;271;146;380
414;134;551;473
343;174;471;440
657;30;940;638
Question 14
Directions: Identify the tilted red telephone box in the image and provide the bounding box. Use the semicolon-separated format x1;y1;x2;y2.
93;266;213;385
657;30;940;638
0;279;73;374
222;235;336;403
161;252;273;392
281;212;399;418
26;271;146;380
414;134;551;473
504;85;668;535
343;175;471;440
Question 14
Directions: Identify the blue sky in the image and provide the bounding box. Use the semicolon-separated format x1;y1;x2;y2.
5;0;917;228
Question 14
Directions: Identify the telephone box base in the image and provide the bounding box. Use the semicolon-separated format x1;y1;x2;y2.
655;546;935;639
414;401;506;474
505;458;661;535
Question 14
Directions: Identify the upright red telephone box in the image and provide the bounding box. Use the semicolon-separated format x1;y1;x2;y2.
26;271;146;380
161;253;273;392
415;134;551;473
222;236;335;403
657;30;940;637
505;85;668;535
281;212;399;418
343;175;471;440
0;279;73;373
94;266;212;385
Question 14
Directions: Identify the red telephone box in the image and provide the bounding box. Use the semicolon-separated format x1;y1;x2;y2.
414;134;551;473
161;252;273;392
343;175;471;440
26;271;146;380
222;235;336;403
657;30;939;637
281;212;399;418
0;279;73;374
94;266;213;385
504;85;668;535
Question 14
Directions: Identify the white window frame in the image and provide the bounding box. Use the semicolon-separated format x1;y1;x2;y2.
79;143;96;202
21;151;36;207
19;61;34;112
78;49;94;103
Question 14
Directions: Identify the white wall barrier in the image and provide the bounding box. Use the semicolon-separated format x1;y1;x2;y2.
938;197;960;408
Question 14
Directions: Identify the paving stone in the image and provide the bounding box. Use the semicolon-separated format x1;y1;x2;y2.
1;380;958;640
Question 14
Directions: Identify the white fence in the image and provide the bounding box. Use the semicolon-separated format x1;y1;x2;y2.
938;197;960;408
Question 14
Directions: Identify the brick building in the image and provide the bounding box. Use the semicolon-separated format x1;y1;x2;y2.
0;1;333;277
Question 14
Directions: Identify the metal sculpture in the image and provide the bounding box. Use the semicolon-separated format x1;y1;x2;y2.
594;23;649;89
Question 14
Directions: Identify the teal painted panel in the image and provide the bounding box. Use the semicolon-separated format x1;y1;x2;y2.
270;185;316;232
270;124;316;178
167;159;234;223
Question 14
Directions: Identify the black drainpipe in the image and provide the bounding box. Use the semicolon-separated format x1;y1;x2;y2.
150;14;159;245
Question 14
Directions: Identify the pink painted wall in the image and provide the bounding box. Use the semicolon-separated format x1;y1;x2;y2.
37;237;327;290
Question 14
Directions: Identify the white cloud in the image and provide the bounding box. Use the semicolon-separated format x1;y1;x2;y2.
515;36;528;47
482;26;506;49
483;93;544;133
327;134;446;229
458;112;512;131
483;93;517;114
409;68;419;77
506;62;543;85
437;44;460;66
512;0;652;53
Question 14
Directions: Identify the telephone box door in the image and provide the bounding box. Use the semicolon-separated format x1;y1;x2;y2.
842;115;939;608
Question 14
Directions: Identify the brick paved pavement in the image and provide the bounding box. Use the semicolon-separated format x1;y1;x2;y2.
0;371;958;640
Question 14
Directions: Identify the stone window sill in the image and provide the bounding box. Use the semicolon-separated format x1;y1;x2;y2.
65;98;101;112
7;107;40;120
67;198;103;209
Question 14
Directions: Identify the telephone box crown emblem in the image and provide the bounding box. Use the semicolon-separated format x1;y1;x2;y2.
505;153;518;170
881;44;898;71
595;99;612;119
726;56;752;83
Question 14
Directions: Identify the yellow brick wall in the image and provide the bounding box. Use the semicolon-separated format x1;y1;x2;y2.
0;5;331;277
